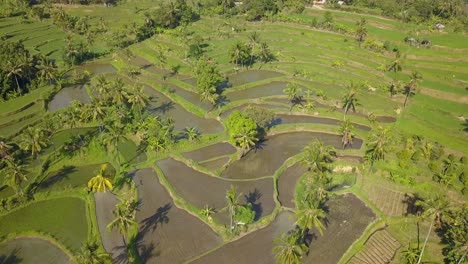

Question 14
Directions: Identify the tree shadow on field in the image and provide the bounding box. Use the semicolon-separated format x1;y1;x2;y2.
244;188;263;221
140;203;172;235
0;248;22;264
402;193;423;216
38;165;76;189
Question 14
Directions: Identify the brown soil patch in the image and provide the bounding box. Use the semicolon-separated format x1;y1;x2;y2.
132;168;222;263
275;114;371;131
303;194;376;264
348;229;400;264
182;142;236;162
190;211;295;264
420;87;468;104
156;159;275;224
0;237;72;264
199;156;230;171
222;132;362;180
278;163;307;208
365;184;409;216
94;192;126;261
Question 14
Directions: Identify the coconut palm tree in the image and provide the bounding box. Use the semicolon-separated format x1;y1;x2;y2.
415;194;449;264
341;83;359;119
76;240;111;264
273;232;307;264
247;31;260;66
184;127;200;141
89;98;107;131
107;199;138;245
258;41;274;63
19;126;48;159
87;164;113;192
295;203;327;238
365;126;392;166
126;84;149;118
101;125;128;165
387;51;403;80
111;78;127;106
301;140;336;174
226;185;241;231
200;205;215;218
403;71;422;108
229;42;250;67
36;55;57;85
0;140;12;161
6;60;24;95
234;126;258;157
355;17;367;47
3;160;28;196
339;119;354;149
402;243;421;264
283;83;303;111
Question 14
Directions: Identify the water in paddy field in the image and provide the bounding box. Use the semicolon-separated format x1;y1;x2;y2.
48;85;90;112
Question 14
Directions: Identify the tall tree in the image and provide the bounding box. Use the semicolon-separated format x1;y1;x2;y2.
339;119;354;149
3;160;28;196
273;232;307;264
225;185;240;231
247;31;260;66
19;126;48;159
341;83;359;119
107;198;138;245
387;51;403;81
35;55;57;85
415;194;449;264
283;83;303;111
295;202;327;238
76;241;111;264
87;164;113;192
403;71;422;108
126;84;149;117
365;126;392;166
355;17;368;47
229;42;250;67
301;140;336;174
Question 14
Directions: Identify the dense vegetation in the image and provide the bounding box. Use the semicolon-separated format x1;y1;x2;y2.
0;0;466;263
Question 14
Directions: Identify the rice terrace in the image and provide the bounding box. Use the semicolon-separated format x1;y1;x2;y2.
0;0;467;263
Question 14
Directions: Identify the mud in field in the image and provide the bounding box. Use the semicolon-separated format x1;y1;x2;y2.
278;163;307;208
303;194;375;264
48;85;90;112
220;103;288;119
274;114;371;131
222;132;362;180
376;115;396;123
190;212;295;264
156;159;275;223
94;192;126;262
228;70;284;87
0;237;72;264
182;142;236;162
226;81;290;101
199;156;230;171
132;169;222;264
145;87;223;134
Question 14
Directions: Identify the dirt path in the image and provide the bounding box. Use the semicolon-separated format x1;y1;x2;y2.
420;87;468;104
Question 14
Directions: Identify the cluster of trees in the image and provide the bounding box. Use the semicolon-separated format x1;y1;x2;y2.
194;58;225;106
274;140;336;263
341;0;468;30
229;32;275;68
225;107;275;156
0;41;58;100
224;185;256;233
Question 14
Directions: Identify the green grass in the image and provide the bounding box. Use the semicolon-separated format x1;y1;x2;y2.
38;163;114;192
0;197;88;251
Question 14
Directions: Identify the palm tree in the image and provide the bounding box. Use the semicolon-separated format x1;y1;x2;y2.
388;81;402;98
6;60;24;95
111;78;127;106
341;83;359;119
258;41;274;63
200;205;215;218
301;140;336;174
415;194;449;264
234;126;258;157
184;127;199;141
365;126;391;167
247;31;260;66
339;119;354;149
229;42;250;67
19;126;48;159
101;125;128;165
3;160;28;196
403;71;422;108
0;140;12;161
283;83;303;111
89;98;107;131
36;55;57;85
87;164;113;192
126;84;149;118
76;240;111;264
273;232;307;264
226;185;241;231
107;199;138;245
387;51;403;80
295;203;327;238
402;242;421;264
355;17;367;47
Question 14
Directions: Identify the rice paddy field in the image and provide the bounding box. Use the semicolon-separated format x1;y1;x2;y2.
0;1;466;264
